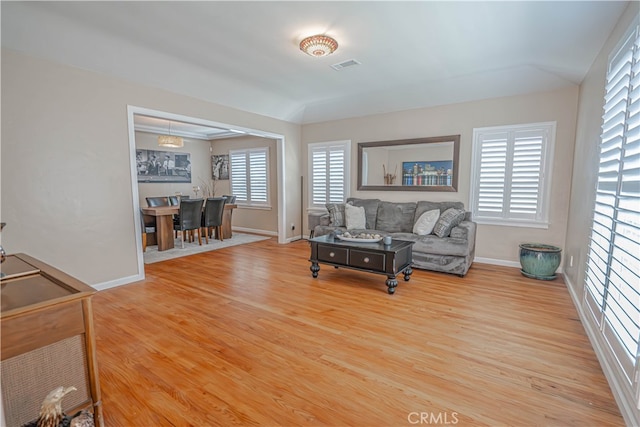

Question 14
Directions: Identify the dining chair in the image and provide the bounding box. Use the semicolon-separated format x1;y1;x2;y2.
146;196;170;207
201;197;227;243
223;194;237;204
168;196;182;232
166;195;188;232
139;209;156;252
173;198;204;248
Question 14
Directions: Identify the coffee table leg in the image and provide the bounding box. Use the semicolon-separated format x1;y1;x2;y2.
310;262;320;278
386;276;398;294
404;266;413;281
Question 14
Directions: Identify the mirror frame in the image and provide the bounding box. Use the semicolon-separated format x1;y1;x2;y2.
357;135;460;192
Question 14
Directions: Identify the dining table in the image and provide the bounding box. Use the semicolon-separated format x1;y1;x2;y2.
141;204;237;251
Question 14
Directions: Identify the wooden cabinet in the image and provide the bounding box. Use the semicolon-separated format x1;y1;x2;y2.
0;254;102;427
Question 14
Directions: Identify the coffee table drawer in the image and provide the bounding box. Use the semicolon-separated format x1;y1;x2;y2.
318;244;349;265
350;250;385;271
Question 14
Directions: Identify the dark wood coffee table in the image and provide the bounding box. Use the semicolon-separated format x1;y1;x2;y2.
309;235;414;294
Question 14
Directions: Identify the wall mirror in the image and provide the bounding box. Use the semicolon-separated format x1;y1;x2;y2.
357;135;460;192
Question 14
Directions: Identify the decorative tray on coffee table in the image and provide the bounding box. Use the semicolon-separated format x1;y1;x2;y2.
336;233;383;243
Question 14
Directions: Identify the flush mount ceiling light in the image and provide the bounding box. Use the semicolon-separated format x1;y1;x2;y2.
299;34;338;57
158;121;184;148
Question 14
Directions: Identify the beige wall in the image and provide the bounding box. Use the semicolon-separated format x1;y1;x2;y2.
1;49;301;287
211;136;279;234
302;87;579;264
135;131;212;205
564;2;639;292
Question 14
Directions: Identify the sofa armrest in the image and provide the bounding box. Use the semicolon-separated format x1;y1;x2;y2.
319;213;331;226
308;211;328;229
450;221;476;248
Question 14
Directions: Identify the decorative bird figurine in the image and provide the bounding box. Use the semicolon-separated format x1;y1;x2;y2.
22;386;94;427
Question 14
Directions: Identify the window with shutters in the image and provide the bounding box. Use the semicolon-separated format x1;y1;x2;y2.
229;147;269;207
584;22;639;415
308;141;351;209
470;122;556;228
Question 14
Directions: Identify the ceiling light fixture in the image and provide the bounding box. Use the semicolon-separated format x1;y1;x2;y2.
158;121;184;148
299;34;338;57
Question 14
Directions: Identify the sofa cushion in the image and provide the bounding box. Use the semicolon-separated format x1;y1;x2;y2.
346;198;380;229
345;203;366;229
413;209;440;235
326;203;346;227
375;201;417;233
432;208;466;238
414;200;465;223
410;234;471;257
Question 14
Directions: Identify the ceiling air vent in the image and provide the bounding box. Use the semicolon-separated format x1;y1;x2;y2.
330;59;361;71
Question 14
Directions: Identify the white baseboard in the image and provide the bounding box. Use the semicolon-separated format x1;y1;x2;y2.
232;226;277;237
473;256;521;268
230;226;307;243
473;256;564;273
93;273;143;291
564;276;640;426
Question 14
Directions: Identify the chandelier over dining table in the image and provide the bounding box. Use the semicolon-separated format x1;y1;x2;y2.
158;120;184;148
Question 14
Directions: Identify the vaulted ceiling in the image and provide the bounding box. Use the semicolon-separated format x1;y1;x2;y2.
1;1;629;124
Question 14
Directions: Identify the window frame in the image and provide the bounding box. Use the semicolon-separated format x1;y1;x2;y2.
583;19;640;421
229;146;270;209
307;140;351;210
469;121;556;228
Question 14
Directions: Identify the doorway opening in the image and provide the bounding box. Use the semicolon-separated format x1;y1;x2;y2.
126;106;287;279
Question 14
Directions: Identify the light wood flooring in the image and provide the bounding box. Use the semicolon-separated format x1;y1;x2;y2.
92;238;624;426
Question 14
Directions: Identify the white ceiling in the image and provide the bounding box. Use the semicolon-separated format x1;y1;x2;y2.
134;115;249;140
1;1;629;125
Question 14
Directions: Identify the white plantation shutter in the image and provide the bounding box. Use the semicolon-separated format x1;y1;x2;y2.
584;23;640;398
309;141;350;209
230;151;247;202
229;147;269;206
474;132;507;215
470;123;555;226
249;149;268;203
511;131;544;216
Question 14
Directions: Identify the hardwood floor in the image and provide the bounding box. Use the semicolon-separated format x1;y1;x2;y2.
92;238;624;426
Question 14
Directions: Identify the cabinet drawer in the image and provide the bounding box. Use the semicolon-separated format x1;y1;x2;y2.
351;250;385;271
318;245;349;265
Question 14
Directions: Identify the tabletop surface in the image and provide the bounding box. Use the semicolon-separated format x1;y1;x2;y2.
309;234;414;252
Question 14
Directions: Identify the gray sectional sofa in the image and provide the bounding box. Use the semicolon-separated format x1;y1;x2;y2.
313;198;476;276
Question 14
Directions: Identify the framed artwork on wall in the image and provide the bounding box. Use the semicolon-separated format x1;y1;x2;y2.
401;160;453;186
212;154;229;180
137;149;191;183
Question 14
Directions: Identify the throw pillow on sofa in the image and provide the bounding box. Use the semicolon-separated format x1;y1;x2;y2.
413;209;440;235
345;203;366;229
346;198;380;229
432;208;466;238
326;203;346;227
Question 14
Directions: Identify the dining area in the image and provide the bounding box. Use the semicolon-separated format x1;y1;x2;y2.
141;195;237;252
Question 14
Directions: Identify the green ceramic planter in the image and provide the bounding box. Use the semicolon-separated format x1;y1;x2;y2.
519;243;562;280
